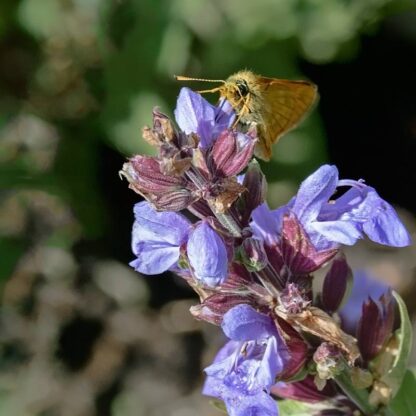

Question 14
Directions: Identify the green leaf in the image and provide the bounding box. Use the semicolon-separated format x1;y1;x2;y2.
382;291;413;397
278;399;314;416
0;238;27;284
390;370;416;416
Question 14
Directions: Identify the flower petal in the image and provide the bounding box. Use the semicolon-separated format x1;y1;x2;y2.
318;186;365;222
187;222;228;286
174;88;215;145
216;98;236;126
133;201;191;246
130;242;180;274
256;336;288;388
363;212;411;247
292;165;338;222
204;378;278;416
251;203;287;246
318;185;411;248
311;219;362;247
221;304;274;341
227;392;278;416
130;202;192;275
204;341;240;383
361;188;411;247
174;88;234;148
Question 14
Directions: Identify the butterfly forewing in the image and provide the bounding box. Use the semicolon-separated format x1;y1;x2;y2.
256;78;318;160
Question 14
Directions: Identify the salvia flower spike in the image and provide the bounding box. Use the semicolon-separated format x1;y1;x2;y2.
123;86;412;416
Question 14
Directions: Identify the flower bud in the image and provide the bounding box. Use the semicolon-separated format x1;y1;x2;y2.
122;156;184;193
238;237;268;272
350;367;373;389
357;291;394;362
322;255;353;313
210;130;255;177
121;156;196;211
148;188;196;211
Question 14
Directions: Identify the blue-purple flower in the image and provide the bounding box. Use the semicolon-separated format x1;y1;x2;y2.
130;201;192;274
130;201;228;286
203;304;289;416
251;165;411;250
174;87;235;148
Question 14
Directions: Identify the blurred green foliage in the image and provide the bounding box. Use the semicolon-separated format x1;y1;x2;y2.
0;0;413;282
0;1;415;415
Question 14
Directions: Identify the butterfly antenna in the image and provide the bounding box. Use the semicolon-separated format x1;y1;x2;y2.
174;75;225;83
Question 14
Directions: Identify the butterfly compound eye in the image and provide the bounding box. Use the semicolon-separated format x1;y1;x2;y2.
236;79;249;97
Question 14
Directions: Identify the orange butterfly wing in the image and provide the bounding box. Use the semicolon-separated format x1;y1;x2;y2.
254;77;318;160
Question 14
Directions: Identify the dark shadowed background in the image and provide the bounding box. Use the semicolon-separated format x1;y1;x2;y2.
1;1;416;415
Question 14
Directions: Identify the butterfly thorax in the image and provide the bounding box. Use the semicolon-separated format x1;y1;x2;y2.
219;70;265;124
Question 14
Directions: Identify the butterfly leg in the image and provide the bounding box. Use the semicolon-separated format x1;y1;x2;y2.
232;94;251;127
196;87;222;94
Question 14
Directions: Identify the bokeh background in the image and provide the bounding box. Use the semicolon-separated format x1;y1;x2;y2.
1;0;416;415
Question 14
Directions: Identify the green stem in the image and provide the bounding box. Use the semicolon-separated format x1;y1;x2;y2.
211;208;242;238
335;370;377;415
